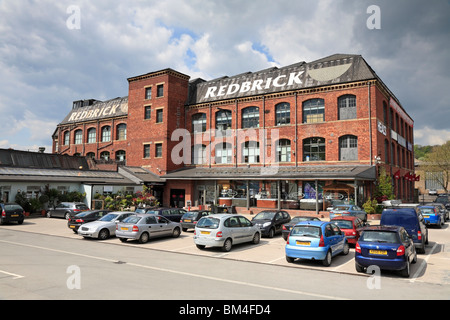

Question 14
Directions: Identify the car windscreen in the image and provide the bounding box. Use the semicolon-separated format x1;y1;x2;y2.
75;211;92;217
135;208;147;213
196;217;220;229
290;225;321;238
435;197;448;204
419;207;435;214
382;213;417;228
254;211;276;220
4;204;23;211
76;204;89;210
122;216;142;224
182;212;198;219
290;217;313;224
360;230;398;243
335;206;351;210
333;220;353;229
99;213;119;221
143;210;158;214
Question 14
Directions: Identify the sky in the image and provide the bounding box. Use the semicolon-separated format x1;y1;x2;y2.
0;0;449;153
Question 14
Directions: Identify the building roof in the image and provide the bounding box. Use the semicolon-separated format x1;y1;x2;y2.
162;165;376;181
187;54;377;105
59;96;128;125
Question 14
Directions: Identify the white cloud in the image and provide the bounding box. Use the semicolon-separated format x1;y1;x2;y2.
414;127;450;146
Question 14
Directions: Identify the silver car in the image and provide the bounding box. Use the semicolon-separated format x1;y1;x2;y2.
194;214;260;252
116;214;182;244
77;211;135;240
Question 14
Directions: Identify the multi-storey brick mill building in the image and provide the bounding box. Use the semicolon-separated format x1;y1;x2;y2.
52;54;415;211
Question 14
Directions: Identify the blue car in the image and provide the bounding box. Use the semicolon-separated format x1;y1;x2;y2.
285;221;349;266
418;205;444;228
355;225;417;278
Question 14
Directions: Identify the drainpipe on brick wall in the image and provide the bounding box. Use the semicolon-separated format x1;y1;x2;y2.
368;81;373;166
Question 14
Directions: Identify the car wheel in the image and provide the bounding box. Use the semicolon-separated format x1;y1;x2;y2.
65;212;71;220
172;227;181;238
139;232;149;244
196;244;205;250
342;242;349;255
18;219;24;225
252;232;260;244
411;250;418;264
222;238;232;252
119;238;127;243
268;228;275;238
98;229;110;240
46;211;52;218
286;256;295;263
182;228;188;232
400;261;410;278
322;250;332;267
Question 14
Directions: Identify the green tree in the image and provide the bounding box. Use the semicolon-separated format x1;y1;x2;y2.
422;141;450;192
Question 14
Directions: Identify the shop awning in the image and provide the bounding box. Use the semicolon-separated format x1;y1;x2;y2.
163;165;376;181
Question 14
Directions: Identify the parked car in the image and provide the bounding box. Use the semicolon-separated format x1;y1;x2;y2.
282;216;321;240
355;225;417;278
194;214;260;252
251;210;291;238
330;216;365;246
180;210;212;231
78;211;136;240
0;203;25;225
418;205;444;228
329;205;367;222
116;214;181;243
47;202;89;219
435;195;450;212
140;207;187;222
425;202;449;221
134;207;157;214
428;189;437;195
67;209;112;232
285;221;349;266
380;208;428;253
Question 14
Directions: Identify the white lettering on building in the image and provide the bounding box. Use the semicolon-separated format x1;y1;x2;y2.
204;71;304;99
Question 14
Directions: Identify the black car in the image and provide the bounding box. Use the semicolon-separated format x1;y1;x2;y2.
435;195;450;214
47;202;90;219
0;203;25;225
180;210;212;231
251;210;291;238
136;207;187;222
281;216;321;240
67;209;112;232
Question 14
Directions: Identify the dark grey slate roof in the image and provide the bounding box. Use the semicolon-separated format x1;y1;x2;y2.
163;165;376;181
59;96;128;125
187;54;376;105
118;166;164;184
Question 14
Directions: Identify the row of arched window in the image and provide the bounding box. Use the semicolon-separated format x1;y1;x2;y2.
63;124;127;145
191;135;358;164
78;150;126;161
191;95;357;133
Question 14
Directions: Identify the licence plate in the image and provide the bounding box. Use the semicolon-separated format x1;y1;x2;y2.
120;227;129;231
296;241;311;246
370;250;387;255
184;219;191;222
11;214;19;217
69;225;75;228
200;231;210;235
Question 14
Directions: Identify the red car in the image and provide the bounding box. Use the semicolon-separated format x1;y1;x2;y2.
330;216;365;246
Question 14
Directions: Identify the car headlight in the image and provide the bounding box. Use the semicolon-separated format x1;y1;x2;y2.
263;222;271;228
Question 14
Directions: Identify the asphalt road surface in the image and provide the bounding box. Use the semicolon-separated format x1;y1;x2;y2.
0;223;449;302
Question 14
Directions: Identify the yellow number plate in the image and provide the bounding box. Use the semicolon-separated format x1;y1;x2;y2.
184;219;192;222
296;241;311;246
200;231;210;235
120;227;129;231
369;250;387;255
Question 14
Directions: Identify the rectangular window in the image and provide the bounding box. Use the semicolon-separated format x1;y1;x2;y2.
143;144;150;158
157;84;164;97
144;106;151;119
156;109;163;123
155;143;163;158
145;87;152;100
303;99;325;123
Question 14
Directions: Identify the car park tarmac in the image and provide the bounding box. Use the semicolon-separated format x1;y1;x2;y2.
1;215;450;285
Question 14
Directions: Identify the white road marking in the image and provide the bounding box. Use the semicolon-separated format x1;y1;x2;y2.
0;239;348;300
410;242;438;283
0;269;24;280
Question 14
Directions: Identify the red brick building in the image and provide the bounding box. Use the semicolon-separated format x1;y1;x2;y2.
53;54;415;210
